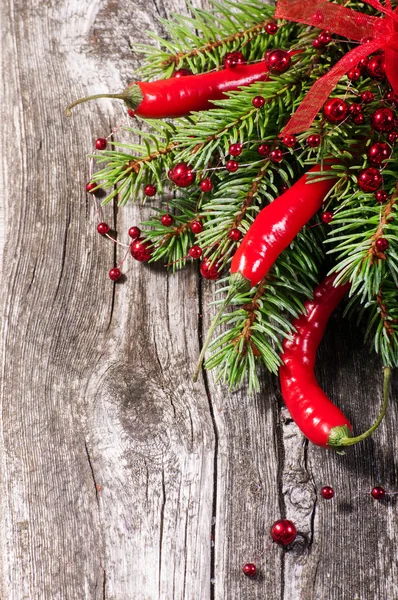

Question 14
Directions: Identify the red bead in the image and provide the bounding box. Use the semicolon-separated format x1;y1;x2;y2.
368;142;391;165
312;38;323;49
280;183;289;194
86;182;98;193
367;54;386;81
357;58;368;72
307;134;321;148
161;213;173;226
242;563;257;577
320;486;335;499
347;67;361;81
323;98;348;123
372;108;395;132
318;30;331;45
169;162;196;187
226;159;239;172
321;211;333;224
252;95;265;109
282;134;296;148
265;22;278;35
97;222;110;235
385;91;398;106
353;113;365;125
375;190;388;204
95;137;107;150
265;49;291;74
358;167;383;192
376;238;389;252
229;143;243;157
270;148;283;163
200;257;221;280
270;519;297;546
361;91;375;104
188;245;203;259
388;131;398;144
130;238;153;262
144;184;156;197
349;103;362;115
223;51;245;69
191;220;204;234
172;68;192;77
257;143;270;156
371;486;386;499
108;267;122;281
228;228;242;241
128;226;141;239
200;178;213;192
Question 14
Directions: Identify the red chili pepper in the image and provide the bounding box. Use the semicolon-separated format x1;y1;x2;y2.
65;61;272;118
279;274;391;451
193;164;337;381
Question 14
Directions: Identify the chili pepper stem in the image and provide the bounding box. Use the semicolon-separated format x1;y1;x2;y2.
193;272;251;383
65;85;143;117
328;367;392;452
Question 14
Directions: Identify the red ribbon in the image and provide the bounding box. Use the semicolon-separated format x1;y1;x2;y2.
274;0;398;135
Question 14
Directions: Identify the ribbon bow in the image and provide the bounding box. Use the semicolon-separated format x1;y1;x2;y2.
274;0;398;135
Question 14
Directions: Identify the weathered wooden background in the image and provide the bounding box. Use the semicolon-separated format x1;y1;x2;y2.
0;0;397;598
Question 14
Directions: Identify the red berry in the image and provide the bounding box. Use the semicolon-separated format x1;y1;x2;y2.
130;238;153;262
270;148;283;163
172;68;192;77
200;178;213;192
388;131;398;144
353;113;365;125
282;134;296;148
320;486;335;499
367;54;386;81
188;245;203;259
318;30;332;46
307;134;321;148
347;67;361;81
161;213;173;226
128;226;141;239
252;96;265;109
127;108;135;118
349;103;362;115
257;143;270;156
97;222;110;235
368;142;391;165
108;267;122;281
144;184;156;197
312;38;323;49
385;91;398;106
375;190;388;204
228;228;242;241
191;220;204;234
376;238;389;252
357;58;368;72
265;49;291;74
223;51;245;69
361;91;375;104
169;162;196;187
270;519;297;546
86;182;98;193
323;98;348;123
321;211;333;224
372;108;395;132
371;486;386;499
200;257;222;280
242;563;257;577
226;160;239;173
95;137;107;150
265;22;278;35
357;167;383;192
229;143;243;157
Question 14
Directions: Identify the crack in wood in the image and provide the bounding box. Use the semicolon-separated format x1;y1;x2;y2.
159;469;166;597
84;441;100;507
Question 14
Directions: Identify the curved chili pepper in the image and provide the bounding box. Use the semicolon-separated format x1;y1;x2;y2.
280;274;391;451
65;61;272;118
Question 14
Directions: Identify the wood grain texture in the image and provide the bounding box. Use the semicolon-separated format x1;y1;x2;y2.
0;0;397;599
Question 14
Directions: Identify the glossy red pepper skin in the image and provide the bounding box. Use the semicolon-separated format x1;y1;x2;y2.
133;61;271;118
279;274;352;447
230;165;336;288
